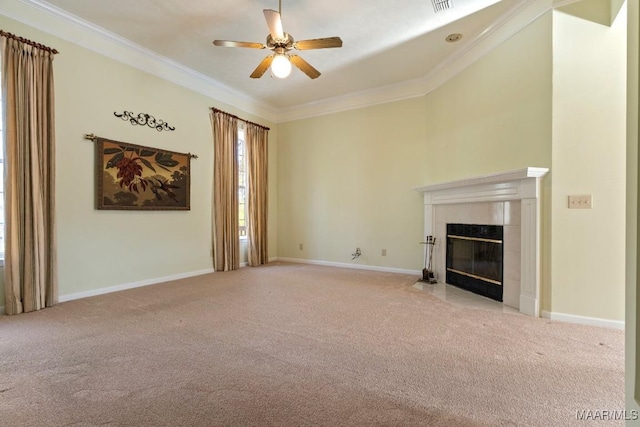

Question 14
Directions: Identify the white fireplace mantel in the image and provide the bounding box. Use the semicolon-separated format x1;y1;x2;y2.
414;167;549;316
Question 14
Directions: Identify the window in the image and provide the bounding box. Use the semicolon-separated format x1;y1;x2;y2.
238;125;247;239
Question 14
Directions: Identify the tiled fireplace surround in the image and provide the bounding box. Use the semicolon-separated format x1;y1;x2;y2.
415;168;549;317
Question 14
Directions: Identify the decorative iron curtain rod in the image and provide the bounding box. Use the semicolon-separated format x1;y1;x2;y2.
0;30;59;54
210;107;270;131
83;133;199;159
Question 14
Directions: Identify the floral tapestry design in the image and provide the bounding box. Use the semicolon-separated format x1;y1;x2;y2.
96;138;190;210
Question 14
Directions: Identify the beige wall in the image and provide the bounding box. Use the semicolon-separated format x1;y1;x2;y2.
0;14;277;307
551;6;627;321
421;13;553;183
277;98;428;270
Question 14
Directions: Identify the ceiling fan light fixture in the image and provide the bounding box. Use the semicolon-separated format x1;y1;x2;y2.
271;54;291;78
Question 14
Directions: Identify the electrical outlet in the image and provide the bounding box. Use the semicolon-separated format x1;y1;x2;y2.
299;243;303;250
381;249;387;256
568;195;592;209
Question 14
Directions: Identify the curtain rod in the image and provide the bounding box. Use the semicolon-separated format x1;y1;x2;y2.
0;30;59;54
83;133;198;159
210;107;270;131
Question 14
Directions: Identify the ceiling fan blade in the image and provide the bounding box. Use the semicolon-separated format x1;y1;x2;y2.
294;37;343;50
263;9;285;40
213;40;265;49
289;55;321;79
250;55;274;79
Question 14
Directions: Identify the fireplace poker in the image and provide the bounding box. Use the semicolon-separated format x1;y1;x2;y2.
427;236;436;274
420;236;437;284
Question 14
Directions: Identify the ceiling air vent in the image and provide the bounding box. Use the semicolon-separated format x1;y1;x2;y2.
431;0;453;13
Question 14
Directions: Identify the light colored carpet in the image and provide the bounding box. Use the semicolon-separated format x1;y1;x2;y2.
0;262;624;426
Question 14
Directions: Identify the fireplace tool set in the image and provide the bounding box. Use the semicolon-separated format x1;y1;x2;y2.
420;236;437;283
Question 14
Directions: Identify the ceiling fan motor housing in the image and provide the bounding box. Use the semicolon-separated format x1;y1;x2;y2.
267;33;294;50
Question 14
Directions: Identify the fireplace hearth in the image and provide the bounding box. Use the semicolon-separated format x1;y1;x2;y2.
446;223;503;301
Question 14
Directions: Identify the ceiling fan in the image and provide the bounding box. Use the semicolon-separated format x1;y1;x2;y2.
212;0;343;79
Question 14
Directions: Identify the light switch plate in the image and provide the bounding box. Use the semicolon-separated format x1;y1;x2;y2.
568;195;592;209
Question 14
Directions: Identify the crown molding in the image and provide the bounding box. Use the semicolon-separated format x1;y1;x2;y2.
552;0;588;7
277;0;551;122
2;0;552;124
0;0;279;122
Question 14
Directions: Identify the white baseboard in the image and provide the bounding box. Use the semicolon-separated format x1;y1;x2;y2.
274;257;421;276
58;268;215;303
541;310;624;330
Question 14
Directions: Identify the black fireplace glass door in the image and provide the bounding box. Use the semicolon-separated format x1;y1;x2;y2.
446;224;504;301
471;241;502;282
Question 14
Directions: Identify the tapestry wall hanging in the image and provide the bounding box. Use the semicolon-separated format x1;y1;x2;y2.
95;137;191;210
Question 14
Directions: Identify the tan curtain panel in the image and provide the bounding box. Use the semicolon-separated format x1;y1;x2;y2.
1;34;58;314
210;110;239;271
245;123;268;266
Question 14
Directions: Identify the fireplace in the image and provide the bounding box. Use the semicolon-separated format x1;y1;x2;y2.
414;167;549;316
446;223;504;301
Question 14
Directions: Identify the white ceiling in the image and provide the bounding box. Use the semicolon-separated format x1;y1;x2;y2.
25;0;544;116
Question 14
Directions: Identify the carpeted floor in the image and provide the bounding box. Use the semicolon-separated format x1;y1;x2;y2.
0;262;624;426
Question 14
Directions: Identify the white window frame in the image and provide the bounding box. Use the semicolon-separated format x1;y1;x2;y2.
238;124;247;241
